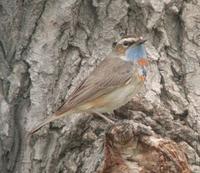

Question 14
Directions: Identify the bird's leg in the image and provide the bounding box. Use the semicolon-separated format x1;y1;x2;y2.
104;111;118;121
93;111;115;124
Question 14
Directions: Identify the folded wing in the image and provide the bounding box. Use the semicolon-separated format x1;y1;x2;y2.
55;57;136;115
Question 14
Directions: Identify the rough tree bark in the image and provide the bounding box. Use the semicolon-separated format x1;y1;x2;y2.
0;0;199;173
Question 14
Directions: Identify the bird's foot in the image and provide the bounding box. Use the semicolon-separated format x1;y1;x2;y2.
105;112;119;121
93;112;115;124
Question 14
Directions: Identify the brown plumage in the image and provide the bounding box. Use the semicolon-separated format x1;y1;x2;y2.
30;36;147;134
56;57;135;115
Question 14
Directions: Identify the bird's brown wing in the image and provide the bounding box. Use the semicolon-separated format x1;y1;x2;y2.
55;57;137;115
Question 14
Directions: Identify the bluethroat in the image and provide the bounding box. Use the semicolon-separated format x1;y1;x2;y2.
30;35;148;134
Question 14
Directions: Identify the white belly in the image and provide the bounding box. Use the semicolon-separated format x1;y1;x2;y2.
91;80;144;113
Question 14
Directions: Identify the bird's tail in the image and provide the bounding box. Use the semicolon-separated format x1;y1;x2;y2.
29;113;65;135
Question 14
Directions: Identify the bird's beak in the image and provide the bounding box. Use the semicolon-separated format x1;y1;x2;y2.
137;37;147;45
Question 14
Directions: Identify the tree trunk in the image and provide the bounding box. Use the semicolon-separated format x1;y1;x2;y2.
0;0;199;172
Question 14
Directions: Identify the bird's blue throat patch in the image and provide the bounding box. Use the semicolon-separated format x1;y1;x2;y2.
125;44;147;62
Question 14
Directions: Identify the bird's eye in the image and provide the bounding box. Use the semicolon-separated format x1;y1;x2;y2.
123;41;130;46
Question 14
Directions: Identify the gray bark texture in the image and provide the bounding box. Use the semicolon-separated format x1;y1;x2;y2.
0;0;200;172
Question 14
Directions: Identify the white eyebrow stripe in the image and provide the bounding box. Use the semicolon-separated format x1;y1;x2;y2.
118;38;137;44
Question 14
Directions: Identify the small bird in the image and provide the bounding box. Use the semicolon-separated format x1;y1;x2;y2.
30;35;148;134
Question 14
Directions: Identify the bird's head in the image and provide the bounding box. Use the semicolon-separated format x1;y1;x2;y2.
113;36;148;80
